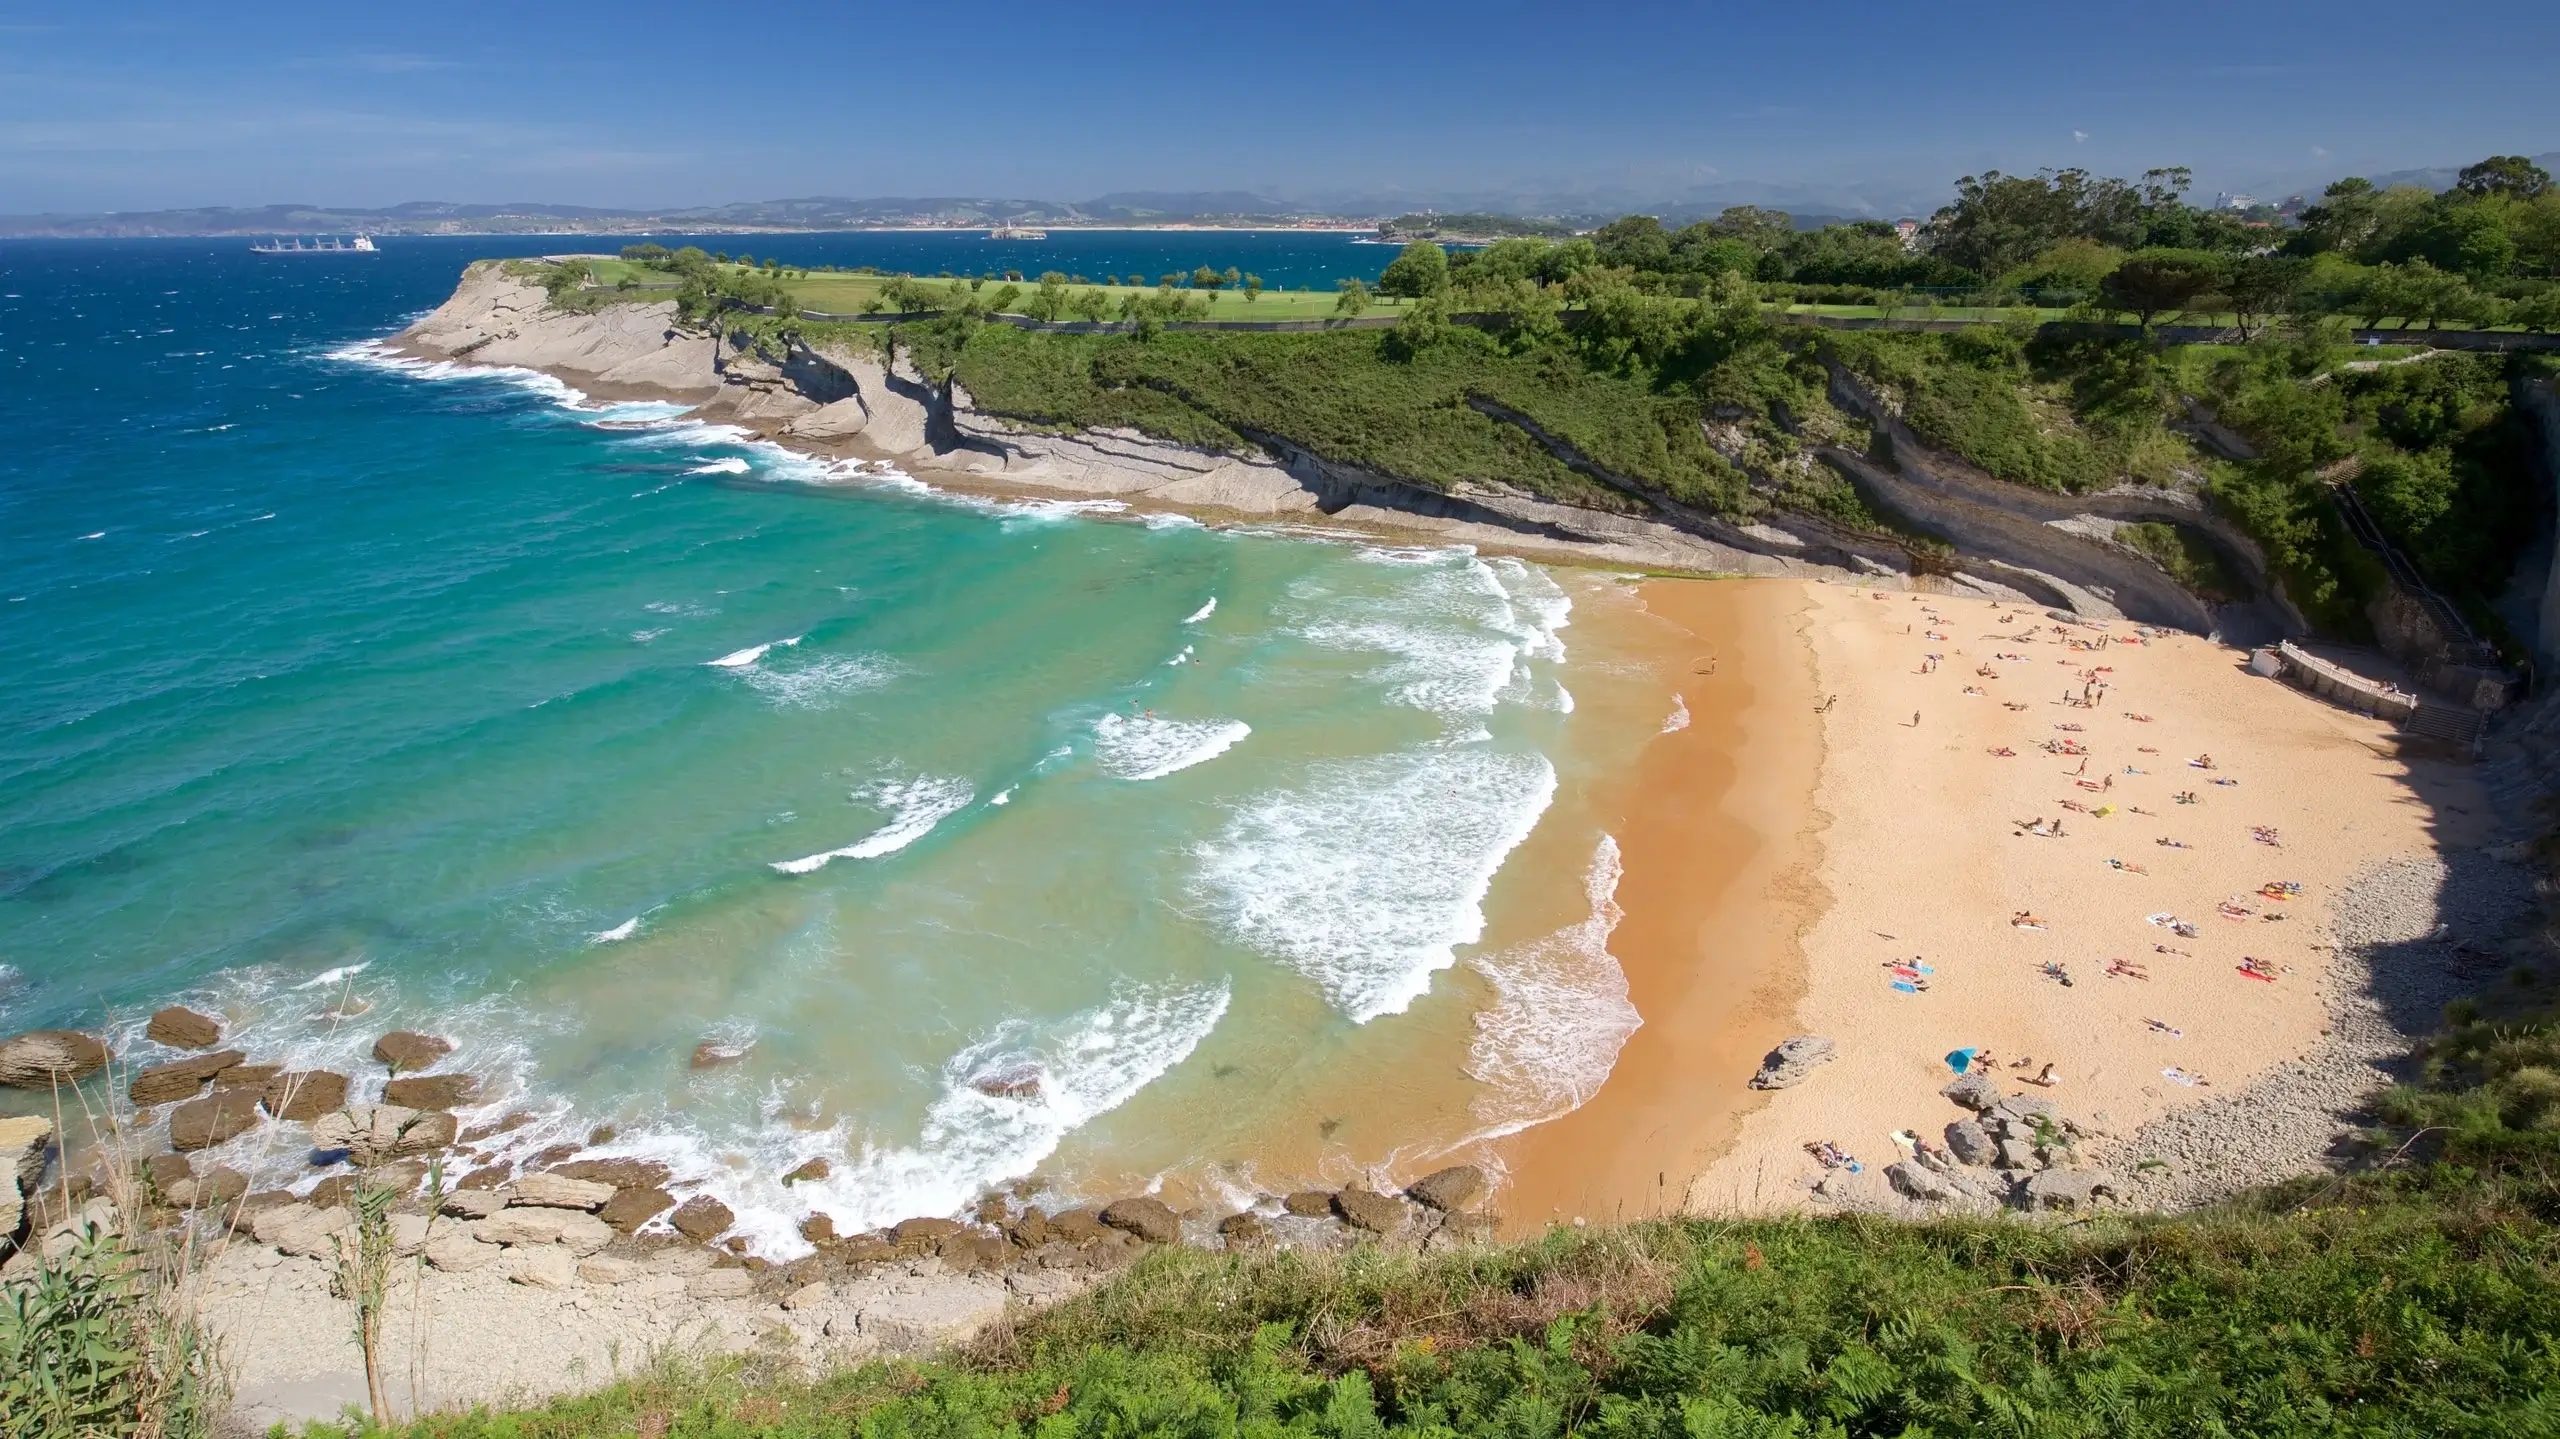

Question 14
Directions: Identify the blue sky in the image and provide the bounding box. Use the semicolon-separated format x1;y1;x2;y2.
2;0;2554;214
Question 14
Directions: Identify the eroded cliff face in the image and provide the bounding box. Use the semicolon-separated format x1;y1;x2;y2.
393;272;2297;628
399;265;723;397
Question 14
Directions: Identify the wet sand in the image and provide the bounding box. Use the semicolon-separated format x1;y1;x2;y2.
1494;577;1825;1232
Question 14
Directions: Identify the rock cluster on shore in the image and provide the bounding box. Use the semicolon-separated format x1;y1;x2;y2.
2;1000;1501;1305
1877;1085;2123;1214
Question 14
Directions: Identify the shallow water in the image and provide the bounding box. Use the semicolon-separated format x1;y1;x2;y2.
0;237;1670;1251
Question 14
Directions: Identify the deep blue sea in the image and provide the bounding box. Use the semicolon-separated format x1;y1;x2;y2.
0;235;1662;1249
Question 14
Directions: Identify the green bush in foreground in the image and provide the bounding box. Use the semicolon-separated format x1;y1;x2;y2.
290;1164;2560;1439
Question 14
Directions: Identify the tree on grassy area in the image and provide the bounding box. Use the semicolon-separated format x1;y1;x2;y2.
1242;273;1263;302
2354;260;2478;329
618;242;669;263
1190;266;1224;291
2099;249;2226;329
1377;240;1450;299
1334;277;1371;315
2458;154;2554;201
1025;272;1071;322
2225;255;2306;340
987;283;1023;315
1161;272;1183;289
1071;287;1112;323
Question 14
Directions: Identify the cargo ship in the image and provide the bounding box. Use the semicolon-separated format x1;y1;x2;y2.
251;235;379;254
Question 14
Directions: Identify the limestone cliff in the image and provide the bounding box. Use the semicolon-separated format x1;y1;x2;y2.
393;272;2300;630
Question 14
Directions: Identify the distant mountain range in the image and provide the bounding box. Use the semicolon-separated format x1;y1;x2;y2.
0;193;1370;239
7;152;2549;239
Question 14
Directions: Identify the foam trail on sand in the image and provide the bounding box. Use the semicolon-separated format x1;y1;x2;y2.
1192;747;1556;1022
1465;835;1640;1139
706;636;801;669
771;775;973;875
1093;713;1251;781
1662;694;1690;734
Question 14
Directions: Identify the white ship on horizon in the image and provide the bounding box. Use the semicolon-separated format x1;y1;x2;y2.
251;234;378;254
986;223;1047;240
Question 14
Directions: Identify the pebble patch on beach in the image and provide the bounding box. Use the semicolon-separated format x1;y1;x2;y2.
2115;850;2535;1208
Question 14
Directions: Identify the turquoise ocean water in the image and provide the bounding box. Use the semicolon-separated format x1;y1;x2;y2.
0;236;1663;1251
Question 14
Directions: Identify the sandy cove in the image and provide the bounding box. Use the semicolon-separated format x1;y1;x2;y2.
1650;580;2491;1216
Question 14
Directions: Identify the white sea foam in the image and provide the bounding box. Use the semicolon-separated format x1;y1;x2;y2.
1662;694;1691;734
1465;835;1640;1139
643;981;1230;1254
1145;513;1204;530
1291;554;1573;723
1183;597;1218;624
1191;747;1556;1021
590;917;641;944
77;531;105;541
705;636;801;669
1093;713;1251;781
630;628;669;643
688;456;750;476
1166;645;1193;666
770;775;974;874
293;962;369;991
740;652;897;709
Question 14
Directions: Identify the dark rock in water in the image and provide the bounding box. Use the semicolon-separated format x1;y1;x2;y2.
525;1143;581;1168
1282;1189;1336;1218
782;1157;832;1186
1099;1196;1180;1244
1939;1072;2003;1111
146;1007;224;1051
689;1039;752;1069
1217;1211;1273;1247
598;1185;674;1232
954;1232;1012;1265
173;1166;248;1210
1007;1209;1053;1248
143;1152;194;1191
0;1029;110;1088
455;1164;512;1191
262;1070;349;1121
372;1031;454;1074
1047;1208;1108;1242
586;1125;618;1146
382;1073;477;1110
1944;1119;1997;1167
1332;1187;1409;1233
459;1111;534;1144
551;1158;673;1190
130;1050;246;1106
1748;1035;1838;1090
799;1213;836;1243
168;1089;263;1151
968;1065;1043;1099
1405;1165;1486;1212
213;1064;280;1091
669;1194;735;1242
892;1215;965;1243
1436;1210;1499;1244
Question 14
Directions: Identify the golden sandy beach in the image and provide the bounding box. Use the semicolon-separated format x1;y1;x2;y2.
1502;576;2487;1226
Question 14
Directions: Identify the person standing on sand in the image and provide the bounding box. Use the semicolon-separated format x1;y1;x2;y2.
1911;711;1921;727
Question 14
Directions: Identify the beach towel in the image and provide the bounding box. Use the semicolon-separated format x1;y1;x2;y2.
1891;981;1919;994
1945;1047;1979;1074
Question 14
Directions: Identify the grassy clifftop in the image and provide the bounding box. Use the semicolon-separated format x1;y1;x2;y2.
269;972;2560;1438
